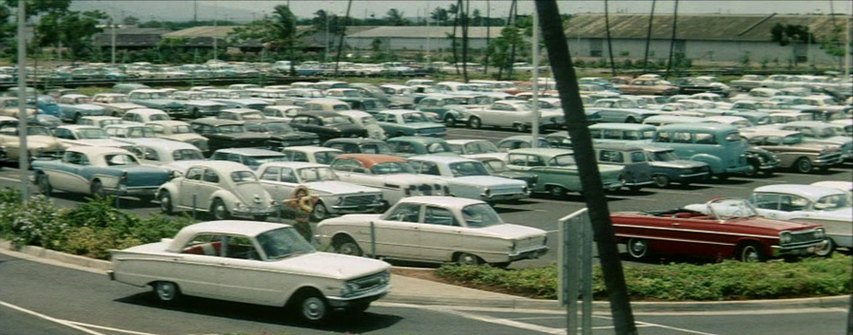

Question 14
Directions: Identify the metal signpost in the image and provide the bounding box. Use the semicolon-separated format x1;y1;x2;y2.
558;208;593;335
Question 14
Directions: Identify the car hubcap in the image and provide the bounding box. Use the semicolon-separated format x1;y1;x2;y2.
458;253;479;265
653;175;669;188
160;194;170;211
302;297;326;321
156;282;176;301
313;204;326;220
339;242;360;255
629;239;647;258
742;247;758;262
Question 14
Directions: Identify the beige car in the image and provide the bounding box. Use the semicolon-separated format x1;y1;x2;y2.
146;120;209;153
317;196;548;266
0;119;66;162
0;97;37;118
741;129;844;173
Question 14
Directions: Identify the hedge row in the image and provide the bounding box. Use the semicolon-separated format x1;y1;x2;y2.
436;255;852;301
0;189;194;259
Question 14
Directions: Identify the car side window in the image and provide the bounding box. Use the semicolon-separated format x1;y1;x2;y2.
280;168;298;183
508;154;527;166
387;203;421;222
185;167;203;180
202;169;220;183
261;167;281;181
423;206;457;226
672;131;692;143
181;234;223;256
695;133;717;144
223;235;260;260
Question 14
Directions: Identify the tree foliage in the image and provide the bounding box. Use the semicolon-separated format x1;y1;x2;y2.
34;10;107;59
385;8;408;26
771;23;816;46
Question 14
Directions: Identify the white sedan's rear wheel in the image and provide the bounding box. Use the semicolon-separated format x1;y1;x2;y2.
153;281;181;303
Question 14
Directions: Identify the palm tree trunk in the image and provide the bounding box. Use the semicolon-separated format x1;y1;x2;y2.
462;0;470;82
534;1;638;334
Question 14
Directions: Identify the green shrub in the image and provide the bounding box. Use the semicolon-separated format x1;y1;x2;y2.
437;255;852;301
2;195;63;249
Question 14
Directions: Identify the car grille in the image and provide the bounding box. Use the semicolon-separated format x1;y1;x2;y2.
785;229;824;246
818;152;843;164
514;236;545;252
346;270;390;297
341;194;380;206
411;184;444;195
490;185;525;195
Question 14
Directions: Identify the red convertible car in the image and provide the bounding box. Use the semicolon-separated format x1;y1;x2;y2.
611;198;828;262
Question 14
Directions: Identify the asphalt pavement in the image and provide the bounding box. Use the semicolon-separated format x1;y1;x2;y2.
1;239;848;314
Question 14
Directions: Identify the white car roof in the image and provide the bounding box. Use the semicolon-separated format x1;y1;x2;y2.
284;145;342;154
258;161;326;170
399;196;484;207
753;184;846;201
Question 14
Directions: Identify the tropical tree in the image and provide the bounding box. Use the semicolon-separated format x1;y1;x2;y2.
771;23;816;65
385;8;408;26
430;7;448;25
229;5;300;74
34;9;108;60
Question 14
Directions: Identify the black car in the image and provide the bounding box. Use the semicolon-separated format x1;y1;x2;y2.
323;137;395;154
189;118;270;156
288;111;368;142
244;119;321;149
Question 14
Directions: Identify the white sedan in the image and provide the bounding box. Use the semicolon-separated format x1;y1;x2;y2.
316;196;548;266
110;220;391;323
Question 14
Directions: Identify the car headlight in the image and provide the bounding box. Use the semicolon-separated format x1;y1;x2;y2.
341;282;359;297
814;228;825;239
779;231;792;244
335;197;343;205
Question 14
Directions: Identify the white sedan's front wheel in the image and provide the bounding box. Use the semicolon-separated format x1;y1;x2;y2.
153;281;181;303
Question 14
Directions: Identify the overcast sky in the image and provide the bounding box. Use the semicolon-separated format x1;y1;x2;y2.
82;1;852;22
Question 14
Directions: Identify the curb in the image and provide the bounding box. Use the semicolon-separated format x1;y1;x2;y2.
1;241;849;313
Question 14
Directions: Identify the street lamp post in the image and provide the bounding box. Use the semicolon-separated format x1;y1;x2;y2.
17;0;29;199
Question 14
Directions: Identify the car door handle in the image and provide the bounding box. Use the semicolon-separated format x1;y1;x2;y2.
672;222;681;227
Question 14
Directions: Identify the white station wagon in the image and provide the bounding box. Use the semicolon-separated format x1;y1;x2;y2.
316;196;548;266
109;220;391;323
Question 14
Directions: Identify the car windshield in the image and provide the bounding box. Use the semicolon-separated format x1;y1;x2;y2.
77;128;109;139
360;116;379;126
647;150;679;161
370;161;415;174
481;159;508;173
105;153;139;166
26;126;52;136
706;198;760;220
255;227;315;260
426;142;450;153
171;125;193;134
127;127;155;138
402;112;430;123
814;194;851;211
322;116;350;125
298;167;337;182
263;122;296;133
359;143;392;154
461;203;503;228
172;149;204;161
215;125;246;133
240;112;265;120
449;161;489;177
246;155;287;166
314;151;340;164
230;170;258;183
550;154;577;166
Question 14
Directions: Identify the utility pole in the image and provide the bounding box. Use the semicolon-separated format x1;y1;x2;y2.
110;18;117;65
534;1;637;334
530;9;540;147
213;5;218;61
642;0;656;72
17;0;29;199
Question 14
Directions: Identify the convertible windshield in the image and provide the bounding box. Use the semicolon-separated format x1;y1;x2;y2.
449;161;489;177
256;227;316;260
461;204;503;228
706;198;759;219
370;161;415;174
298;167;337;182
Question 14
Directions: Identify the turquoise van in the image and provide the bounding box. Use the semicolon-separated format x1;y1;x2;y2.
651;123;751;180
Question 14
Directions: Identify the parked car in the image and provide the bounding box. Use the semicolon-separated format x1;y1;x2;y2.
472;156;538;189
496;135;553;151
91;93;145;117
406;155;530;203
414;94;473;127
109;220;391;323
386;136;456;158
256;161;385;221
169;90;226;118
243;119;320;150
211;147;288;170
593;143;654;192
126;138;205;167
740;129;843;173
330;153;449;207
216;108;267;122
588;123;657;144
323;137;394;155
465;100;564;131
587;98;661;123
505;148;625;197
774;121;852;161
650;123;752;180
446;139;502;158
188;118;270;155
78;116;123;128
56;94;108;123
122;108;171;124
146;120;210;153
642;146;710;187
156;161;276;220
743;184;852;256
316;196;548;266
288;110;368;142
127;89;187;118
261;105;304;121
336;110;387;140
51;125;136;149
280;146;342;165
373;109;447;138
32;146;170;202
0;117;66;162
612;198;827;262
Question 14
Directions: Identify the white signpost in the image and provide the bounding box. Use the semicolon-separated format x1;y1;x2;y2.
558;208;593;335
